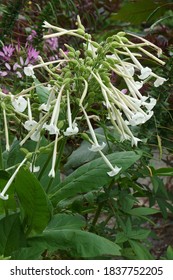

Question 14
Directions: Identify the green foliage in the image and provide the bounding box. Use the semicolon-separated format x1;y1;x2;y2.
112;0;168;25
15;168;52;234
0;0;173;261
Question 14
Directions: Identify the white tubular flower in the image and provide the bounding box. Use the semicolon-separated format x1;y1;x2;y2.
89;142;106;152
48;133;59;178
12;96;27;112
135;81;143;90
98;150;121;177
64;123;79;136
138;67;152;80
30;130;41;142
64;91;79;136
128;112;147;126
44;123;59;135
0;158;27;200
29;164;40;173
24;65;35;78
154;76;167;87
79;79;88;106
44;84;65;135
131;136;141;147
81;105;106;152
38;85;54;113
2;107;10;151
88;42;97;58
142;97;156;111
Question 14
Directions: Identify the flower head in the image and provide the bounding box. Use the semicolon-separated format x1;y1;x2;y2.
12;96;27;112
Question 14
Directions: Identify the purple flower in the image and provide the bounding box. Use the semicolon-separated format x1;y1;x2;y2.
44;37;58;51
0;71;8;77
25;46;39;64
0;45;15;61
27;30;37;42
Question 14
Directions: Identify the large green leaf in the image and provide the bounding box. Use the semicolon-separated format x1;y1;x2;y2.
46;214;86;230
64;127;120;171
50;151;142;205
29;229;121;258
11;246;44;260
15;168;52;234
0;213;26;257
111;0;167;25
0;170;16;213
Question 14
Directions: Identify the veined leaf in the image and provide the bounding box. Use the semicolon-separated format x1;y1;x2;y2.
50;151;142;205
15;168;52;234
0;213;26;257
29;229;121;258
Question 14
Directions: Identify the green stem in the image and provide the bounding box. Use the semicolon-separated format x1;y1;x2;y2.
89;202;104;231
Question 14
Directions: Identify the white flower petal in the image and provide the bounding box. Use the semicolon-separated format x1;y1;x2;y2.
64;126;79;136
44;124;59;135
89;142;106;152
129;112;147;126
0;193;9;200
12;96;27;112
29;164;40;173
138;67;152;80
24;65;35;78
30;131;40;142
24;120;38;131
154;77;167;87
107;166;122;177
39;103;51;112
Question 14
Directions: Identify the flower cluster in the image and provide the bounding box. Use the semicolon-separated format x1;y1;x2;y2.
0;41;39;79
0;16;167;200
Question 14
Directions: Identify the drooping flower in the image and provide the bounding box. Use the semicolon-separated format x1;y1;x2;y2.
44;84;65;135
0;158;27;200
81;105;106;152
154;76;167;87
138;67;152;80
64;91;79;136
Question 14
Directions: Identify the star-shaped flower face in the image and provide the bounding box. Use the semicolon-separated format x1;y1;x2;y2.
44;124;59;135
64;124;79;136
12;96;27;112
24;65;35;78
24;120;38;131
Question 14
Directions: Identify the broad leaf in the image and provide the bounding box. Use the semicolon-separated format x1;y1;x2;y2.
29;229;121;258
46;214;86;230
50;151;142;205
0;213;26;257
112;0;167;25
15;168;52;233
11;246;44;260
